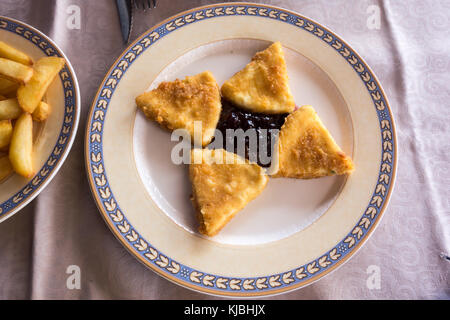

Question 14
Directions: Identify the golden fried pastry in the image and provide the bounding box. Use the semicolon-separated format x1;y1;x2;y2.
273;105;354;179
136;71;221;146
221;42;295;114
189;148;268;236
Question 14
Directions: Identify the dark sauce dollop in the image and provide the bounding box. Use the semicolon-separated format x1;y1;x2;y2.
212;99;288;167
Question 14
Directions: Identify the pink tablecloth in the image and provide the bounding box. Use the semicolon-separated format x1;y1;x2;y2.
0;0;448;299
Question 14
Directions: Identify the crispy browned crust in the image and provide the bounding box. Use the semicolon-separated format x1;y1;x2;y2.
273;105;355;179
135;71;221;146
221;42;295;114
189;148;268;237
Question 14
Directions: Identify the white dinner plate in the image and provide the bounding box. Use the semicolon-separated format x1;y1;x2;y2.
85;3;397;297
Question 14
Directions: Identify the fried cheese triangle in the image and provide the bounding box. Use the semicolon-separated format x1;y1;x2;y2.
273;105;354;179
136;71;221;147
221;41;295;114
189;148;268;237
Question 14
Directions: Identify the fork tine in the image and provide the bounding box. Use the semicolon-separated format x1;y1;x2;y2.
135;0;145;11
133;0;156;11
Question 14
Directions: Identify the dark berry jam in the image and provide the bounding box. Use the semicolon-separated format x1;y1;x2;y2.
212;99;288;167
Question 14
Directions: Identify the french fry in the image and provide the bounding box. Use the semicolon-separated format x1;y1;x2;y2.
0;77;19;96
0;156;13;181
17;57;64;113
0;41;33;66
0;120;12;149
0;95;6;100
9;113;33;178
0;98;22;120
0;57;33;84
32;101;50;122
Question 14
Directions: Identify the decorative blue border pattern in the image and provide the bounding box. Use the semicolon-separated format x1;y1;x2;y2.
87;4;395;295
0;17;78;219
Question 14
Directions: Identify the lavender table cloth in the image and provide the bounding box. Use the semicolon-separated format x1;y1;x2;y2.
0;0;448;299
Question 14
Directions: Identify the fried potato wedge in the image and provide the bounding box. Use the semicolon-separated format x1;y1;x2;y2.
0;78;18;96
0;98;22;120
0;120;12;149
0;156;13;181
32;101;50;122
0;41;33;66
0;58;33;84
17;57;64;113
9;113;33;178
